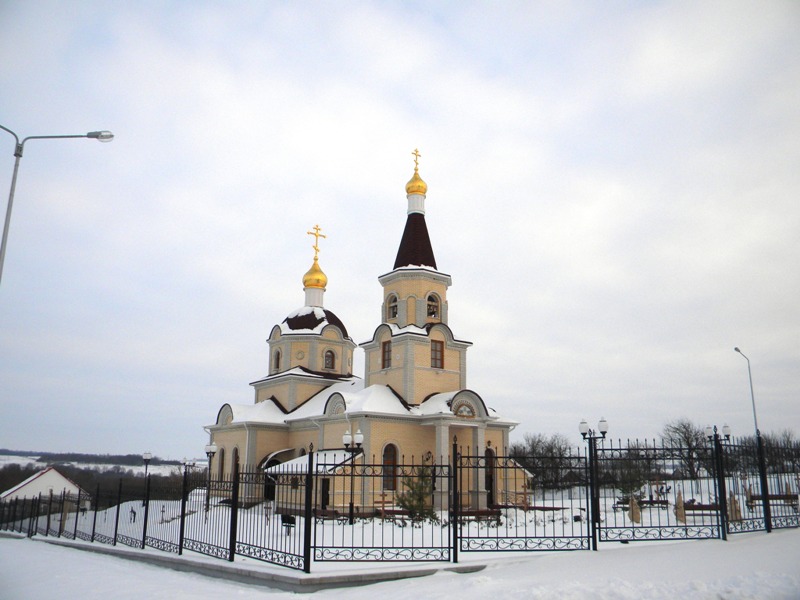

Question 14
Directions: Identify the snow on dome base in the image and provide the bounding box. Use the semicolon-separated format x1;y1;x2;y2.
281;306;350;338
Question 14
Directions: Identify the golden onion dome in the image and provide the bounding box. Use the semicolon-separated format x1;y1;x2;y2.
405;169;427;196
302;258;327;289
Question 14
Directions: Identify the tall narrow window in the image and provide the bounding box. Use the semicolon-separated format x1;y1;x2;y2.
324;350;335;370
217;448;225;479
273;350;281;373
382;444;398;491
382;341;392;369
431;340;444;369
427;294;440;318
387;294;398;320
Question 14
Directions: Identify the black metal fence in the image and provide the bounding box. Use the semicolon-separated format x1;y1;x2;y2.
1;436;797;571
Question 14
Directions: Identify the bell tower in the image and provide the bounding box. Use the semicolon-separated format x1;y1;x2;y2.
361;150;471;405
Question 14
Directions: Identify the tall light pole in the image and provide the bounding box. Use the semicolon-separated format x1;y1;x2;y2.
734;348;760;434
733;347;772;532
0;124;114;286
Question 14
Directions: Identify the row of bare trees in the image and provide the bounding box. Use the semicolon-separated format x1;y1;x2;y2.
506;420;799;491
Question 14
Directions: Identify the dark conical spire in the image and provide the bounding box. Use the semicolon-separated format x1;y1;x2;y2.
393;213;437;269
393;149;437;270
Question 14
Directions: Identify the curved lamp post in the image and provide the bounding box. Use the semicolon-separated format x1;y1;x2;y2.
0;124;114;285
733;347;772;532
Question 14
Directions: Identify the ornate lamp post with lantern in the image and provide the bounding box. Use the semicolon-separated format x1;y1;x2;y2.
204;443;218;512
705;424;731;539
343;429;364;525
580;417;608;551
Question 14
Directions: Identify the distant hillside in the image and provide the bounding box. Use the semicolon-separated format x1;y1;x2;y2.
0;449;179;466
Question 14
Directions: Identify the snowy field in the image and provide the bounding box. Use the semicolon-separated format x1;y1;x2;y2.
1;529;798;599
0;454;188;477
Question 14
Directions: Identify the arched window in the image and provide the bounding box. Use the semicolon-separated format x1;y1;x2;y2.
382;444;398;491
324;350;335;370
386;294;398;320
427;294;440;319
217;447;225;479
273;350;281;372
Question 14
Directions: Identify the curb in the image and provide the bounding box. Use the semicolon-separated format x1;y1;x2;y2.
32;537;485;593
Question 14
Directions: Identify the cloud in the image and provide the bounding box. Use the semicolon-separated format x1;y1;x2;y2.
0;1;798;457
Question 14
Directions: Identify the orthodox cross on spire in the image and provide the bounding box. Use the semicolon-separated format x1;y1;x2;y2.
412;148;421;171
307;224;326;260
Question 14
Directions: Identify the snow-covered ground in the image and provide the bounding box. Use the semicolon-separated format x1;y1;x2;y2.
1;529;798;599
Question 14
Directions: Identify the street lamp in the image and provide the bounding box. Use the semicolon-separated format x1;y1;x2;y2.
204;443;218;512
733;347;772;532
142;452;153;478
0;124;114;286
343;429;364;525
705;424;731;540
579;417;608;551
142;452;153;507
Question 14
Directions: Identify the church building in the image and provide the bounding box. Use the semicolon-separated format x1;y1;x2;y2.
205;151;517;482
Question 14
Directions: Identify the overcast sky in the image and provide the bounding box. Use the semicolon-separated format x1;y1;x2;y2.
1;1;798;460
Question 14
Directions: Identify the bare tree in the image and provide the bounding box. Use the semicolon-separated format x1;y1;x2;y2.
660;418;710;480
509;433;576;489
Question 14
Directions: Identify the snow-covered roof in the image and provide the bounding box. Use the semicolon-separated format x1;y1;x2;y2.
226;400;289;425
222;381;512;427
264;449;356;474
250;366;359;387
0;467;87;499
279;305;350;338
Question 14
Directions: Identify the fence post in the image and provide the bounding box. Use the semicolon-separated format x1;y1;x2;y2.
756;433;772;533
44;490;53;537
228;464;240;562
73;489;81;540
29;494;41;538
451;436;459;564
57;490;65;537
587;437;600;551
141;474;151;549
303;448;314;573
711;433;728;540
112;479;123;546
91;484;100;543
178;464;189;555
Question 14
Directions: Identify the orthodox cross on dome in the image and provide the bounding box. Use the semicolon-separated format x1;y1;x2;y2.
307;224;326;260
412;148;421;171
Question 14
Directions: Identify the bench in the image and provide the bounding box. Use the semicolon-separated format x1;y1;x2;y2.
679;502;719;514
313;508;344;523
457;508;502;522
640;499;669;509
746;494;799;511
381;508;411;524
492;503;566;512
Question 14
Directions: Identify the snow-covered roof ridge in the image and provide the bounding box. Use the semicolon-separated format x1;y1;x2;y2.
250;366;360;386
